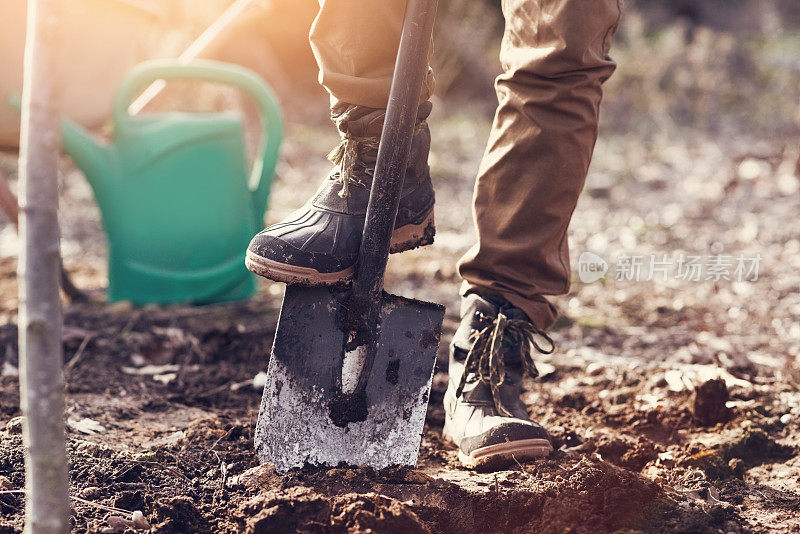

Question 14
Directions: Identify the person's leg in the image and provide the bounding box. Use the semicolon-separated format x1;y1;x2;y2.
309;0;434;108
445;0;622;470
457;0;622;329
246;0;436;285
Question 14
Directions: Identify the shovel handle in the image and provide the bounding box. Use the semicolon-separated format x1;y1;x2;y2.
342;0;437;398
349;0;438;324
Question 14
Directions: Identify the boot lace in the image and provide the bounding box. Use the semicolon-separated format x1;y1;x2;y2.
327;135;379;199
327;120;427;199
455;311;555;417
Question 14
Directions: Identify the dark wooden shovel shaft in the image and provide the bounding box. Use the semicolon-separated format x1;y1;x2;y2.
351;0;438;325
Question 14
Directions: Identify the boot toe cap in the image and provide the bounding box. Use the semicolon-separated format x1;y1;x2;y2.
247;218;358;275
247;230;307;264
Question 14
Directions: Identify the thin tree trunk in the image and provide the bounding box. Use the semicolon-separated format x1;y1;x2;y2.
17;0;70;532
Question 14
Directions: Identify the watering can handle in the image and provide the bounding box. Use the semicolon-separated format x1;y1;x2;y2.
113;60;283;224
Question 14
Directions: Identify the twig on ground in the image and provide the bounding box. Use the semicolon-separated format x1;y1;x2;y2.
64;333;96;375
118;311;142;337
71;496;133;516
211;449;229;506
0;490;134;517
128;459;190;482
209;428;234;452
511;454;524;470
198;379;253;398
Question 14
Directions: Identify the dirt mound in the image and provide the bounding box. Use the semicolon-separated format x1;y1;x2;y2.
680;429;797;480
151;495;204;533
236;489;427;533
404;456;670;533
530;457;669;532
231;456;669;533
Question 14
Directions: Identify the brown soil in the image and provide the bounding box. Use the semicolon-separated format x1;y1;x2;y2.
1;281;798;533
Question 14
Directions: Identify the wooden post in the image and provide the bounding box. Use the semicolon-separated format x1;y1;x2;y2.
17;0;70;532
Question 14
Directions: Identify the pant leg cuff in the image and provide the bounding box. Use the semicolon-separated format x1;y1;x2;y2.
459;281;559;330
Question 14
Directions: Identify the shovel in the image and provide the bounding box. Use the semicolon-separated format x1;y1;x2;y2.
255;0;442;471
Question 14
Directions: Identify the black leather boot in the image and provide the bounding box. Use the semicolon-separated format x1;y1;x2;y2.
245;102;435;285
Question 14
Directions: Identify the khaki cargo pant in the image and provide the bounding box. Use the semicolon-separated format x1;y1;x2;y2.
310;0;622;329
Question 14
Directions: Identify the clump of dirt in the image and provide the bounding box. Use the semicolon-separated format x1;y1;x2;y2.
333;493;427;533
591;434;661;471
328;390;369;427
236;487;333;533
555;391;588;411
236;489;427;533
691;378;732;427
720;429;796;466
152;495;203;533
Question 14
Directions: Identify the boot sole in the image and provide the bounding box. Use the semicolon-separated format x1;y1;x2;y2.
245;211;435;286
456;439;553;471
442;420;552;471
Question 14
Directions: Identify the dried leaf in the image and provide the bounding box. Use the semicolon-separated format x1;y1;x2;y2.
67;417;105;435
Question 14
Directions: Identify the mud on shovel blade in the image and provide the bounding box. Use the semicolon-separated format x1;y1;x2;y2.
255;0;441;470
255;286;443;470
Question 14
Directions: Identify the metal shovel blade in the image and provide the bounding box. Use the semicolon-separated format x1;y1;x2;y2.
255;285;444;471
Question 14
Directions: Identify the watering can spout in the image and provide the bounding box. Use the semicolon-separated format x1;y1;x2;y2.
61;119;112;189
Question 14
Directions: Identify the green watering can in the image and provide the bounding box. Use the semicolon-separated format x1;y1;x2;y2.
62;60;282;305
